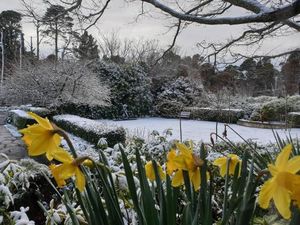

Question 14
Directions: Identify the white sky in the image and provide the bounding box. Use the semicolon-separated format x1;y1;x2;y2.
1;0;300;61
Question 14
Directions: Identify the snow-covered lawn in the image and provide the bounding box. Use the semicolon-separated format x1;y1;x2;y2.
97;117;300;144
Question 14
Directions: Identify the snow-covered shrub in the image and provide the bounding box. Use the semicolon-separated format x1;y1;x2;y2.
93;61;153;118
250;95;300;121
1;61;110;108
154;77;201;117
53;114;126;147
0;155;51;224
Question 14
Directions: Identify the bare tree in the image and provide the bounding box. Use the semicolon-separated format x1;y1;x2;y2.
20;0;300;63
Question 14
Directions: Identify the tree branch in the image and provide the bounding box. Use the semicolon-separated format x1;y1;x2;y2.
142;0;300;25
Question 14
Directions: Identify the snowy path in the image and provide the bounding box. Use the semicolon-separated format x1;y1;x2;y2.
97;117;300;144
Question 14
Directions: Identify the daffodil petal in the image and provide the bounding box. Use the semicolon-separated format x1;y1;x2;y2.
176;143;192;158
229;160;240;176
75;168;86;192
286;156;300;174
28;112;52;129
53;148;74;163
275;144;292;170
171;170;184;187
54;163;76;180
258;179;275;209
173;156;187;170
213;157;226;167
191;168;201;191
145;161;155;181
50;164;67;187
219;162;228;177
273;186;291;219
167;149;177;175
22;134;32;146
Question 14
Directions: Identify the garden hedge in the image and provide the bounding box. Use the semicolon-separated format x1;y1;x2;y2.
53;114;126;147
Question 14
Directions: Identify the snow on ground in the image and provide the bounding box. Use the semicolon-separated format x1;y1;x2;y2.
97;117;300;144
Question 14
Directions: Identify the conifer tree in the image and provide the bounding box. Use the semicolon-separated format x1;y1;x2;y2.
74;31;99;60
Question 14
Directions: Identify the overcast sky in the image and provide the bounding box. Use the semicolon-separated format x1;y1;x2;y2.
1;0;300;63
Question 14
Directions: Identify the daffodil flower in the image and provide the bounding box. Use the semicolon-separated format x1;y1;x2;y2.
171;143;204;191
145;161;166;181
19;112;61;160
213;154;241;177
258;144;300;219
49;149;88;192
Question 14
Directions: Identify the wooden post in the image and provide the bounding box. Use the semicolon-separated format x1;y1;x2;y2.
179;117;182;142
0;31;4;87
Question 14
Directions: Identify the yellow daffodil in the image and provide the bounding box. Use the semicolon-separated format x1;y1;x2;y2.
49;149;87;192
171;143;204;191
258;144;300;219
213;154;241;177
19;112;61;160
145;161;166;182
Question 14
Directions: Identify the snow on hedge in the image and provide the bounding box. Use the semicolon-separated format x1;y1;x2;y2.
53;114;126;147
7;110;35;129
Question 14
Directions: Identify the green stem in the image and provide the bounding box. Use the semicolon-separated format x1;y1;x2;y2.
222;157;231;222
52;124;78;158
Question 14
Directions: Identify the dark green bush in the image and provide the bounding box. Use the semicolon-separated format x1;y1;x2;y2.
92;61;153;118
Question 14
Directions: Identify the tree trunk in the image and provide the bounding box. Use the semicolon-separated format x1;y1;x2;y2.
55;20;58;62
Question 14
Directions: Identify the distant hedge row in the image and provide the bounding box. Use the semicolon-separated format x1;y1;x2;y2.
184;107;244;123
